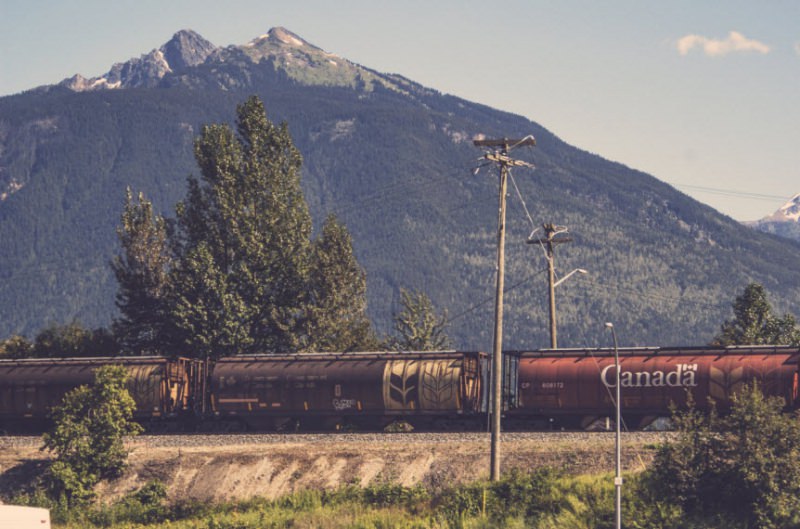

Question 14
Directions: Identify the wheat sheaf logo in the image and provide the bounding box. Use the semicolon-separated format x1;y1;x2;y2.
709;366;744;402
383;360;461;410
419;360;461;410
384;360;420;410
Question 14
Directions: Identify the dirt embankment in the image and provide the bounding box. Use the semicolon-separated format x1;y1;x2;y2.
0;433;663;504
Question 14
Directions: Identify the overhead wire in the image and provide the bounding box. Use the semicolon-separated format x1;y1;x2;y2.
667;182;794;203
448;268;548;323
555;275;730;310
508;169;537;234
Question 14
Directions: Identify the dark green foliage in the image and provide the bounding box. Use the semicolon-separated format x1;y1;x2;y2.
645;384;800;528
170;96;313;357
41;364;143;506
111;188;172;354
31;322;118;357
107;97;375;357
89;480;169;526
713;283;800;345
305;213;377;351
388;288;452;351
434;468;566;524
0;334;33;357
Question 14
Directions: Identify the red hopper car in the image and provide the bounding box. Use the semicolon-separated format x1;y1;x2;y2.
504;345;800;429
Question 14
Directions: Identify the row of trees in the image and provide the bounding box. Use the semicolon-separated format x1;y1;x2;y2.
1;280;796;359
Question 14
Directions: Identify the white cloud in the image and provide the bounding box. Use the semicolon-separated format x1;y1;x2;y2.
795;42;800;56
676;31;770;57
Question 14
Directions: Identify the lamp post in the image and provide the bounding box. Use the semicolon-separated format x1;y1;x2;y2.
553;268;588;288
605;322;622;529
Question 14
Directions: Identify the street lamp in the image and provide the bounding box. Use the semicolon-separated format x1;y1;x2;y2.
605;322;622;529
544;267;588;349
553;268;588;288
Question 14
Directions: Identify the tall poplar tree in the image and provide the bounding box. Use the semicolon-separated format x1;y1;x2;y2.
170;96;312;358
112;96;376;357
306;214;376;351
111;188;172;354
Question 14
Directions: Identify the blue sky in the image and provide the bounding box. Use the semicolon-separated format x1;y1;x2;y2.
1;0;797;221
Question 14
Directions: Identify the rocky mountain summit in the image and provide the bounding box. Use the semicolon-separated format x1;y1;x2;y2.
60;30;217;91
57;27;408;94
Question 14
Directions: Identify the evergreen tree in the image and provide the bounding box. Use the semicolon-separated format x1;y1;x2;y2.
41;365;143;506
111;188;172;354
170;96;312;358
306;214;376;351
713;283;800;345
389;288;452;351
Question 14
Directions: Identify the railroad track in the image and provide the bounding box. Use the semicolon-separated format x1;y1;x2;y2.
1;431;670;449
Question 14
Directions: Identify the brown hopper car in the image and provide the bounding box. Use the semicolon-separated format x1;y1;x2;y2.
505;346;800;429
209;351;488;430
0;356;201;432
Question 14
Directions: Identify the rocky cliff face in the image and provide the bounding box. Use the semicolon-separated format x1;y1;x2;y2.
60;29;217;91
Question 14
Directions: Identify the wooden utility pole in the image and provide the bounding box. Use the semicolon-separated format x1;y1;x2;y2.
474;137;535;481
528;224;572;349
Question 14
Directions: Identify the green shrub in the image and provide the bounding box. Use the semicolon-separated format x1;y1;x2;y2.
41;365;142;507
644;384;800;529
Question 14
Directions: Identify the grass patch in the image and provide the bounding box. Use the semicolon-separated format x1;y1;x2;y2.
12;469;754;529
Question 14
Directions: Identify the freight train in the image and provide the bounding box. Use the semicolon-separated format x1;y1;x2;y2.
1;345;798;433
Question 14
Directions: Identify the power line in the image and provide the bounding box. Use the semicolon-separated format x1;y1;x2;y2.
572;276;730;310
448;268;548;323
668;182;793;203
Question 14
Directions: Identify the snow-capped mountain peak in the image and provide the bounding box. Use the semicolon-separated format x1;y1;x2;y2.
762;193;800;223
746;192;800;243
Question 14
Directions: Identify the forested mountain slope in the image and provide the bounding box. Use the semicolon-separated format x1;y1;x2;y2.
1;28;799;348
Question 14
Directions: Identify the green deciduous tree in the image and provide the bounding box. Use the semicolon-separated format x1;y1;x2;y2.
170;96;313;358
111;188;172;354
0;334;33;358
32;322;118;357
713;283;800;345
645;385;800;528
305;214;377;351
388;288;451;351
41;364;143;506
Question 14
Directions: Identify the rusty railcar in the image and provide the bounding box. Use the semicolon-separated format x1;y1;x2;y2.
208;351;488;430
505;346;800;430
0;356;202;432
